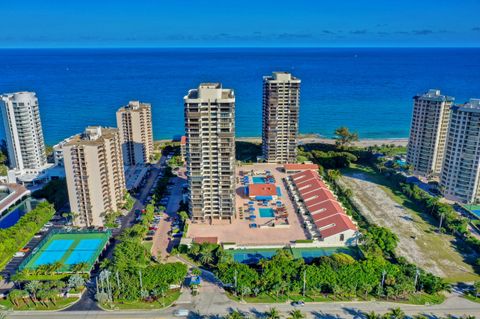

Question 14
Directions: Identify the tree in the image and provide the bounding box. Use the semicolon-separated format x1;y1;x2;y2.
178;211;189;222
68;274;86;290
334;126;359;148
386;307;405;319
363;311;381;319
266;307;281;319
192;268;202;276
226;309;245;319
25;280;42;301
8;289;25;307
288;309;306;319
473;281;480;298
95;291;109;304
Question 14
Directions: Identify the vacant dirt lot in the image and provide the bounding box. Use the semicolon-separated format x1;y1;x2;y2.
340;166;479;282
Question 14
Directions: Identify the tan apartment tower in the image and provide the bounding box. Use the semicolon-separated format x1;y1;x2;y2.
184;83;236;221
262;72;301;164
406;89;454;179
116;101;153;166
441;99;480;203
64;126;126;227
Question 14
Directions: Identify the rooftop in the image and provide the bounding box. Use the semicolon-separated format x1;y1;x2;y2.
65;126;118;147
185;83;235;100
415;89;454;102
248;183;278;197
284;163;319;171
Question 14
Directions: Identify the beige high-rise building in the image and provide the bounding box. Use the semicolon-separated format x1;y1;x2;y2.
184;83;236;221
262;72;301;164
406;89;454;178
64;126;126;227
116;101;153;166
441;99;480;203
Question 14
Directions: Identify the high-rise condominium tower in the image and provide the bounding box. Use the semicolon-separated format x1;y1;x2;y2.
0;92;47;171
116;101;153;166
184;83;236;221
406;89;454;178
262;72;301;164
441;99;480;203
64;126;126;227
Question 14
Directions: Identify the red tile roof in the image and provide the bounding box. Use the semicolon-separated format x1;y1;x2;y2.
309;200;344;220
290;168;357;239
291;170;318;184
248;183;278;197
180;136;187;145
284;163;319;171
314;214;357;239
303;188;336;205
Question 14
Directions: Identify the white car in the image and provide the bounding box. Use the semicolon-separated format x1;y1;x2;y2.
14;252;25;258
173;309;189;317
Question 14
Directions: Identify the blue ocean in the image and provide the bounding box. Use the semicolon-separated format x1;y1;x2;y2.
1;48;479;145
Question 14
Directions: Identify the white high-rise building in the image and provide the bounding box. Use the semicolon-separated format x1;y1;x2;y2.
262;72;301;164
0;92;47;171
406;89;454;178
184;83;236;221
441;99;480;203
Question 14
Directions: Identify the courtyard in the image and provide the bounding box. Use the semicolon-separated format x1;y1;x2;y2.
186;163;309;245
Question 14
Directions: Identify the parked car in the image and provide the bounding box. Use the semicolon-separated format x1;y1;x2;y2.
173;309;189;317
14;252;25;257
44;222;53;227
144;236;153;241
149;226;158;231
20;247;30;253
147;230;155;236
291;301;305;307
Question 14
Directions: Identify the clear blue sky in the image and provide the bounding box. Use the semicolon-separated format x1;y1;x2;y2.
2;0;479;48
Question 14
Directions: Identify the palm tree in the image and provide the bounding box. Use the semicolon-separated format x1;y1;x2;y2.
363;311;381;319
36;290;49;307
71;262;89;273
386;307;405;319
25;280;42;301
226;309;245;319
266;307;281;319
412;315;428;319
288;309;306;319
199;251;213;265
8;289;25;307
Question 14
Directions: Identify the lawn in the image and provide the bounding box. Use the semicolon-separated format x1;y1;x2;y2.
0;297;78;311
340;164;479;283
100;290;181;310
142;241;153;254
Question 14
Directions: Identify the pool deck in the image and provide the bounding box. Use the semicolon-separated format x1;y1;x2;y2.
187;163;309;245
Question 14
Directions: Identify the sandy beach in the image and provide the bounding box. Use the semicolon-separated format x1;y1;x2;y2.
157;135;408;147
236;135;408;147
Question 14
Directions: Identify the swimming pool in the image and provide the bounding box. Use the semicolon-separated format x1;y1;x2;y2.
232;250;278;264
259;208;275;218
252;176;266;184
292;247;359;263
228;247;360;264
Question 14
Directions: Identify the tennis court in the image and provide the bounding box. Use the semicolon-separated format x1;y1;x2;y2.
20;230;110;272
